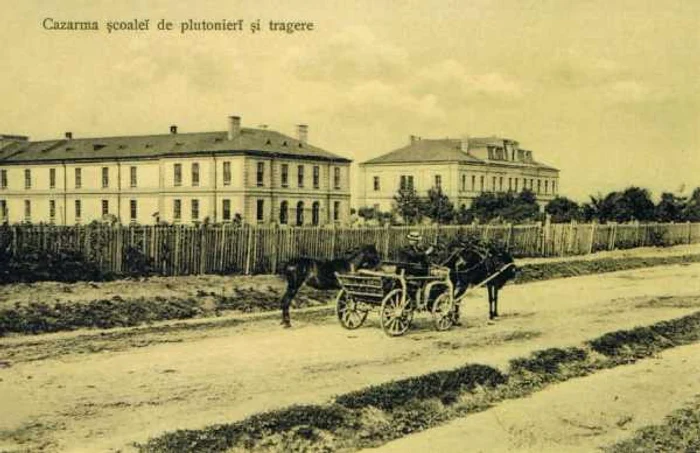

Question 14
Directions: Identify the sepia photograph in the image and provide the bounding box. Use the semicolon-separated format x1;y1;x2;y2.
1;1;699;452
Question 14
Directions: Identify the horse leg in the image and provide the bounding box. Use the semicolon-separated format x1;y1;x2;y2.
488;285;495;320
279;274;303;328
493;287;500;318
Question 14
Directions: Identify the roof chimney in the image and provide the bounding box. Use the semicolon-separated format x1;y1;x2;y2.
170;125;178;134
460;135;469;153
297;124;308;143
65;132;73;140
228;116;241;140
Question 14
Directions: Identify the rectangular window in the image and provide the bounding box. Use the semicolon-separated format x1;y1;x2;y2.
223;162;231;186
173;199;181;221
314;166;320;189
49;168;56;189
49;200;56;221
461;174;466;191
499;177;503;192
24;199;31;220
191;199;199;221
256;162;265;187
0;169;7;189
480;176;484;191
191;163;200;187
222;199;231;221
75;199;81;220
545;180;549;194
552;180;557;194
333;201;340;221
471;175;476;191
130;199;137;222
537;179;541;194
400;175;414;190
74;168;81;189
373;176;380;191
174;163;182;186
492;176;496;191
333;167;340;189
256;199;264;222
435;175;442;190
281;164;289;187
400;175;406;190
1;200;7;220
297;165;304;188
130;166;137;188
102;167;109;188
24;169;31;189
515;178;519;192
101;200;109;216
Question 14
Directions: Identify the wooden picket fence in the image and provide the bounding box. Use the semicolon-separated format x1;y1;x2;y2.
2;221;700;276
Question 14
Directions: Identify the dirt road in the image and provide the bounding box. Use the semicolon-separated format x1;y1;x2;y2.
2;263;700;452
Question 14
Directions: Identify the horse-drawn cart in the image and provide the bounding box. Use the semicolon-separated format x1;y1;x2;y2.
334;265;456;336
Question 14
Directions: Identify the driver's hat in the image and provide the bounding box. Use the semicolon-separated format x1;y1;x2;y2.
406;231;423;242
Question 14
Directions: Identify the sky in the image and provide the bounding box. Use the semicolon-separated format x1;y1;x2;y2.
1;0;698;203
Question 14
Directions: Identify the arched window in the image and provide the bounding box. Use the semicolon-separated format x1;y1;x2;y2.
296;201;304;226
279;201;288;225
311;201;320;226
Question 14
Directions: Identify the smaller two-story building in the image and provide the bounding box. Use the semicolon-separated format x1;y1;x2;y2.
358;135;560;211
0;117;352;225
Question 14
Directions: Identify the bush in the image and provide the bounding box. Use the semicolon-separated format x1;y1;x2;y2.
0;246;109;284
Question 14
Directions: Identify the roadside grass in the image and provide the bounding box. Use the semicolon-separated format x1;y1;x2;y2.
136;311;700;453
3;252;700;338
604;396;700;453
514;253;700;284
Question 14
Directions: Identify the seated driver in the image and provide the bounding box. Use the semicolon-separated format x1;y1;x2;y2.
397;231;434;276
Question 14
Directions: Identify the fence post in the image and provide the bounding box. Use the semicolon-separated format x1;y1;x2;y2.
383;223;390;260
687;221;692;245
588;222;596;254
330;223;336;260
271;223;279;274
245;225;254;275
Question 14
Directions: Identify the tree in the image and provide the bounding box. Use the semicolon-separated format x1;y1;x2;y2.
545;196;581;223
683;187;700;221
422;187;455;224
468;190;540;223
392;186;423;224
655;192;687;222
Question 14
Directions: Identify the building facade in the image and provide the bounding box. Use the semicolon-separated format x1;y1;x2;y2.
0;117;351;225
358;136;559;212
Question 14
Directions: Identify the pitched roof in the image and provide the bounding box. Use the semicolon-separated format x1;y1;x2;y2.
361;139;483;165
361;136;558;171
0;128;351;164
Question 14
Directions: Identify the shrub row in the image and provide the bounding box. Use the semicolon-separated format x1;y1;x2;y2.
138;310;700;453
514;254;700;284
0;297;203;335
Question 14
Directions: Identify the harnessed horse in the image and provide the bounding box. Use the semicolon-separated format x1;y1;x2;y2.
278;245;381;328
440;243;517;321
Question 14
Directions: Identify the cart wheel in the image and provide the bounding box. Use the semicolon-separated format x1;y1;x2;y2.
336;289;368;329
380;289;413;337
432;291;455;331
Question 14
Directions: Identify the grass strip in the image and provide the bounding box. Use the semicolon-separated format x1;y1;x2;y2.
137;310;700;453
604;396;700;453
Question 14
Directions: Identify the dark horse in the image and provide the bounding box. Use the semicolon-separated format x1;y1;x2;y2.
278;245;381;328
440;241;517;321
